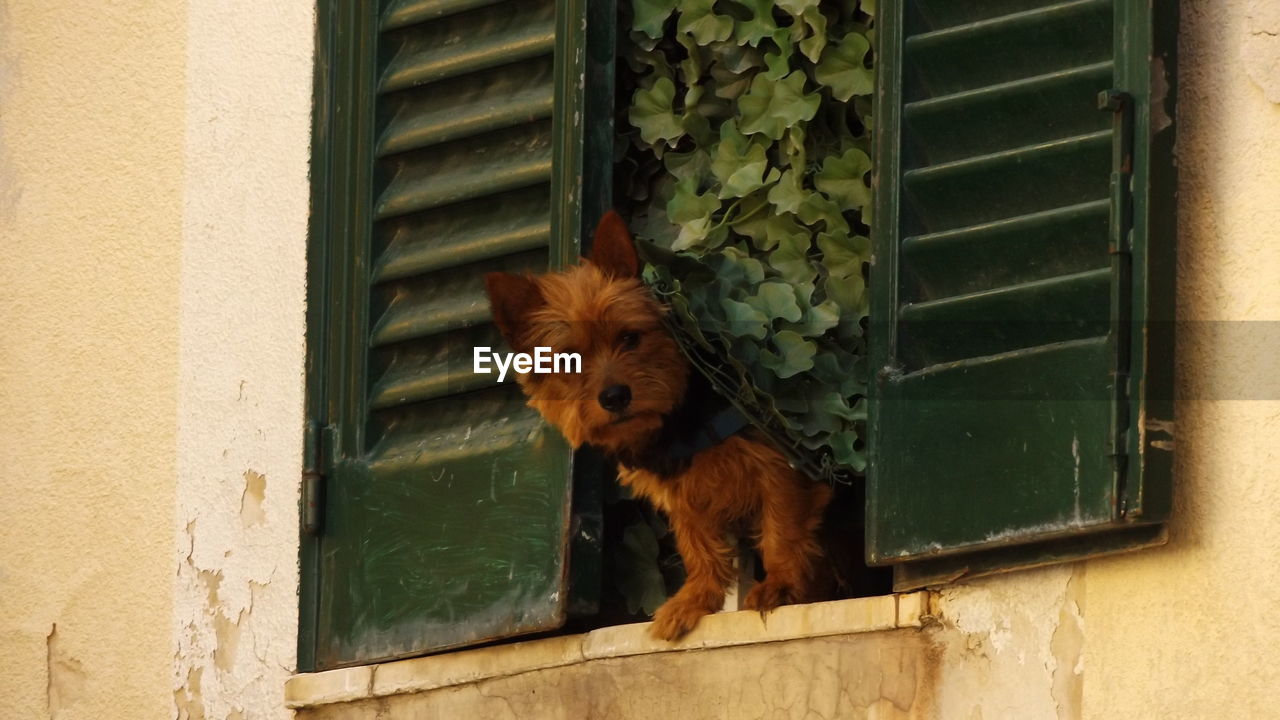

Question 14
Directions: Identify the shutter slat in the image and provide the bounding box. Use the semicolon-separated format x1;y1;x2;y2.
374;122;553;221
370;338;503;410
372;187;551;283
380;0;507;32
379;2;555;94
904;0;1111;99
902;130;1110;232
367;386;544;471
904;62;1112;164
371;288;491;347
370;248;544;348
898;267;1111;367
909;0;1058;32
371;73;550;155
901;199;1110;301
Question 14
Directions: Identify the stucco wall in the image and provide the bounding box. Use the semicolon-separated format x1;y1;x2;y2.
931;2;1280;718
1082;0;1280;716
3;0;1279;718
171;0;313;718
0;1;186;718
0;0;310;717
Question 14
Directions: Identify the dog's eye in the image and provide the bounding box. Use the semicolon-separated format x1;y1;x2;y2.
618;331;641;351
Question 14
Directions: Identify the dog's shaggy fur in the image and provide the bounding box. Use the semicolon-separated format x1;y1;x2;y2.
485;211;832;640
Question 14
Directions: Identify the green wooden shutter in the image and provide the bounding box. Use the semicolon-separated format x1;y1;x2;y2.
301;0;612;670
867;0;1178;589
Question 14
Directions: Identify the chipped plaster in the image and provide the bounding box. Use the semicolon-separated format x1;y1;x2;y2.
928;565;1085;720
170;0;313;718
4;0;1280;718
1242;0;1280;102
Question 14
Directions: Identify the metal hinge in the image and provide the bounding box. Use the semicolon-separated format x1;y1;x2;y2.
302;421;333;536
1099;89;1135;510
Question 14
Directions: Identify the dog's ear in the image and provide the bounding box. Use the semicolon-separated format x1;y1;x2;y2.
484;272;545;350
588;210;639;279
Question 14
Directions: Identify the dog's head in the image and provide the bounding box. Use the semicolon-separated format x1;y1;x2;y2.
484;211;689;453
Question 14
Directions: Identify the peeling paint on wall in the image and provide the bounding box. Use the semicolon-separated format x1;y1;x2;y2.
1243;0;1280;102
170;0;313;716
928;565;1085;720
241;470;268;527
46;624;86;717
174;667;206;720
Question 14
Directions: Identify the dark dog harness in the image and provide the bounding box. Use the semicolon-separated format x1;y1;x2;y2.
608;371;751;479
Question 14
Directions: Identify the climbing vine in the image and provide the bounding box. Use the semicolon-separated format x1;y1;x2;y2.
604;0;875;616
619;0;876;476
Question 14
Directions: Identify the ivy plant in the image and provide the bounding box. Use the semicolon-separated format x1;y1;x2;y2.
619;0;876;478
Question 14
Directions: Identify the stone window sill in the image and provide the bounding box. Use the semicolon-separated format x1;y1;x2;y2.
285;592;929;709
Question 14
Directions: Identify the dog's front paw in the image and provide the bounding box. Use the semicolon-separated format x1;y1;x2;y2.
742;578;803;614
650;594;717;640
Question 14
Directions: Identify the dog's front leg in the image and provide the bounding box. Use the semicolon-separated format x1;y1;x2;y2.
649;512;734;640
744;476;831;613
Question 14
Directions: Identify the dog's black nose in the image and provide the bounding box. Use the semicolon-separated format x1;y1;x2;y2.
598;384;631;413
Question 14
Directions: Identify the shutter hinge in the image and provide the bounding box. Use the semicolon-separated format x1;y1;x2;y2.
1099;89;1135;509
302;421;335;536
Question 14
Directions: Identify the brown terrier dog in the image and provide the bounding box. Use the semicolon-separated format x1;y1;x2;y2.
484;211;832;640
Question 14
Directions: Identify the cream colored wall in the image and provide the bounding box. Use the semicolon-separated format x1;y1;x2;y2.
931;2;1280;719
1082;0;1280;716
0;0;311;718
171;0;313;718
3;0;1279;718
0;1;186;718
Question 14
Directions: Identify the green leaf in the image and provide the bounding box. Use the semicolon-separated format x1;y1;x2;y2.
733;0;778;48
766;168;805;214
667;176;723;251
710;40;765;73
631;77;685;146
815;33;873;102
749;212;806;252
768;228;817;285
633;0;679;39
821;391;865;421
795;6;828;63
762;28;792;80
817;232;869;279
725;147;780;198
677;30;708;82
796;186;851;235
677;0;734;44
738;71;821;140
775;0;818;12
747;281;803;322
710;121;749;193
828;429;866;471
708;244;768;288
719;297;770;339
624;38;670;75
664;147;713;183
789;298;841;336
811;349;866;398
761;330;817;378
709;62;753;100
783;124;806;170
814;147;872;211
824;271;867;321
